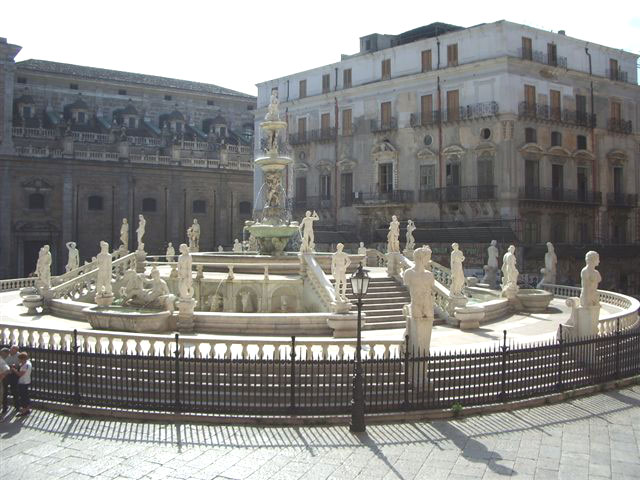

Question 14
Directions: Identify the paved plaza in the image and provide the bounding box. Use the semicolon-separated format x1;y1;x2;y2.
1;386;640;479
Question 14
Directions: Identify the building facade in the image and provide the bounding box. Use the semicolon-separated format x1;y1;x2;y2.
255;21;640;294
0;38;256;279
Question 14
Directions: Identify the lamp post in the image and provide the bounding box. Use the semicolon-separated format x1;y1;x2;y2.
349;262;369;433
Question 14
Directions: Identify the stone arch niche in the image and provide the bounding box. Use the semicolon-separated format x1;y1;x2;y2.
371;140;398;190
235;286;260;313
271;286;300;313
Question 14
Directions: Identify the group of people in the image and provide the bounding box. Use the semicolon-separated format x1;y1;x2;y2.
0;346;32;417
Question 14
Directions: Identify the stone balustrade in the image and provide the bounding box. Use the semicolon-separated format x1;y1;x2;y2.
301;254;336;311
0;277;36;292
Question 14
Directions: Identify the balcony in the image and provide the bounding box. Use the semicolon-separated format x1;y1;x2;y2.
518;48;568;68
518;187;602;205
606;68;629;83
607;118;633;135
607;193;637;208
352;189;413;205
410;102;499;127
370;117;397;133
419;185;497;203
12;126;57;139
518;102;596;128
288;127;336;145
293;196;333;211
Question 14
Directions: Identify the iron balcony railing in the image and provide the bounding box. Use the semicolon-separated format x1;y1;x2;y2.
518;102;597;128
518;48;568;68
606;68;629;83
288;127;337;145
607;118;633;134
410;102;499;127
419;185;497;203
370;117;398;133
519;187;602;205
607;193;638;207
293;195;333;211
352;189;414;204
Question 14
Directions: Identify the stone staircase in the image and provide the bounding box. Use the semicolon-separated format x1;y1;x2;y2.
334;276;409;330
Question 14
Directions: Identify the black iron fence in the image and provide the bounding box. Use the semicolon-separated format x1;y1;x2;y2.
288;128;337;145
352;189;414;204
518;102;597;128
15;326;640;416
607;118;633;134
410;102;499;127
519;187;602;205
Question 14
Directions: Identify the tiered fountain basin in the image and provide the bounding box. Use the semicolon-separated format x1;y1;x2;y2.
84;306;172;333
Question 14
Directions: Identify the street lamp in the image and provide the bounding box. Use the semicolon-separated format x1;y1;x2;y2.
349;262;369;433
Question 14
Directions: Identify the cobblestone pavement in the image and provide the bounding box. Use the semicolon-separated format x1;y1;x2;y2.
2;386;640;480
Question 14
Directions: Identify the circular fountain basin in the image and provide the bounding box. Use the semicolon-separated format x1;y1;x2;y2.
83;306;171;333
248;223;299;256
516;289;554;312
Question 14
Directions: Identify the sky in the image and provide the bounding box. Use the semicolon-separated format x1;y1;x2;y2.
2;0;639;96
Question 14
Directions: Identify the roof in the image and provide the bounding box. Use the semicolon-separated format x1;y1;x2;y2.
394;22;465;46
17;59;255;99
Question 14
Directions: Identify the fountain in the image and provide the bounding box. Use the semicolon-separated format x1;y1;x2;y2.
248;91;299;256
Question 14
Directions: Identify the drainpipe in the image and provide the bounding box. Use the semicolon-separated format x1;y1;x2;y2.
437;76;443;221
437;37;441;70
585;46;598;242
334;67;338;91
334;97;339;227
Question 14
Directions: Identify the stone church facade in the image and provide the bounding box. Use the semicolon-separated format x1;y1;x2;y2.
0;38;256;278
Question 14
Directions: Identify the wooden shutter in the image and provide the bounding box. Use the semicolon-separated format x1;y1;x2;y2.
421;50;432;72
381;59;391;80
421;94;433;124
381;102;391;126
322;74;330;93
521;37;532;60
447;44;458;66
525;85;536;106
321;113;330;137
298;117;306;139
547;43;557;66
609;59;618;80
343;69;352;88
299;80;306;98
550;90;561;120
446;90;459;121
342;109;352;136
611;101;621;120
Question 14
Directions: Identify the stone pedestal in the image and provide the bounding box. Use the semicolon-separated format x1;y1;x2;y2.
447;294;468;317
562;298;599;340
331;299;352;314
454;305;485;330
177;298;197;333
482;265;499;289
23;294;43;315
386;252;403;277
326;313;359;338
405;306;434;355
95;292;114;307
135;249;147;273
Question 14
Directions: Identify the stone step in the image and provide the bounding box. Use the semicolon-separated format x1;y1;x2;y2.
346;292;410;300
363;320;406;330
360;302;407;311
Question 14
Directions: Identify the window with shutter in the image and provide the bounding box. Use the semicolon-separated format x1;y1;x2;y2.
421;50;432;72
381;102;391;127
341;172;353;206
322;74;330;93
446;90;459;121
381;59;391;80
342;109;352;136
298;117;307;141
343;69;352;88
447;44;458;66
421;95;433;125
550;90;561;121
521;37;532;60
547;43;557;66
299;80;307;98
321;113;331;138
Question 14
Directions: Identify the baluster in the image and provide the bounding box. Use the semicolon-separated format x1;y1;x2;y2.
338;344;346;360
274;344;281;361
368;344;376;359
241;343;249;359
224;344;232;360
83;335;91;352
209;343;217;359
194;342;203;359
321;344;328;360
135;340;143;355
26;330;36;348
227;266;235;280
263;266;269;280
163;341;172;356
48;332;57;349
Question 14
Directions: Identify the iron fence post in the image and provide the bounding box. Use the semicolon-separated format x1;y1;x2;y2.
499;330;508;402
556;324;564;391
615;318;621;379
72;329;80;405
174;333;180;413
290;336;296;413
402;335;409;410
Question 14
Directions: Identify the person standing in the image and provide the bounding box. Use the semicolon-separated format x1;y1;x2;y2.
2;345;19;413
0;348;11;415
13;352;32;416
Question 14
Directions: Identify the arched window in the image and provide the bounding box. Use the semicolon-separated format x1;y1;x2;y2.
192;200;206;214
239;201;252;215
525;127;537;143
551;131;562;147
28;193;45;210
142;197;157;212
88;195;104;211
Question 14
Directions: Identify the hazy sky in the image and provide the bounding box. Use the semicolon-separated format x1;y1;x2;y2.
3;0;639;96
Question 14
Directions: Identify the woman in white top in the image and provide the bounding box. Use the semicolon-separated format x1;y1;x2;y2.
13;352;32;416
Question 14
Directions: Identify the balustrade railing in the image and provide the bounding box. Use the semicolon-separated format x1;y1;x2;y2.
518;102;596;128
12;126;57;138
607;118;633;134
0;277;36;292
518;48;567;68
519;187;602;205
15;145;50;157
419;185;497;203
352;190;414;205
370;117;398;133
127;136;163;147
72;131;110;143
607;192;637;207
606;68;629;83
301;254;336;312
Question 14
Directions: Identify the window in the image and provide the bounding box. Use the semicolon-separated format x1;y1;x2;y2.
207;100;214;106
239;201;252;215
365;39;371;50
612;218;627;244
299;79;307;99
28;193;45;210
609;58;619;80
577;167;588;201
577;221;590;244
343;68;352;88
477;154;494;186
341;172;353;206
577;134;587;150
322;74;330;94
524;84;536;108
88;195;103;211
77;111;86;124
379;164;393;193
523;218;540;244
247;105;254;111
525;127;537;143
381;59;391;80
142;197;157;212
320;174;331;199
342;109;352;136
552;164;564;200
219;126;226;137
175;122;183;133
550;218;565;243
613;167;623;195
164;95;172;101
118;89;127;95
481;128;491;140
421;50;432;72
446;162;460;187
380;101;391;127
295;177;307;203
419;165;436;190
297;117;307;140
576;94;587;125
128;117;137;128
17;77;27;84
447;43;458;67
521;37;532;60
192;200;206;214
547;43;558;66
420;94;433;125
525;160;540;195
550;90;561;121
551;131;562;147
70;83;78;90
610;101;621;121
22;106;31;119
320;113;331;136
446;90;459;121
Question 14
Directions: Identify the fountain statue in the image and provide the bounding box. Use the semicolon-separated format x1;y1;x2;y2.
120;218;129;252
501;245;519;298
166;242;175;260
300;210;320;253
482;240;499;289
35;245;52;290
331;243;351;313
190;219;200;252
95;241;114;306
405;219;416;252
233;239;243;252
65;242;79;272
136;214;146;251
537;242;558;287
247;92;299;255
580;251;601;308
357;242;367;256
450;242;466;297
402;246;435;354
387;215;400;253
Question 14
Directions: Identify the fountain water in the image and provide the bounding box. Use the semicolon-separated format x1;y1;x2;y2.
248;92;299;256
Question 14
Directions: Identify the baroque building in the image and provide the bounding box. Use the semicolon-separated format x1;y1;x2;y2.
0;38;256;278
255;21;640;295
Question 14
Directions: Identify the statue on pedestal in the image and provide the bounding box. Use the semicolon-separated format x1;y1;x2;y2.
405;220;416;252
501;245;519;296
177;243;193;300
120;218;129;251
265;90;280;122
189;219;200;252
580;251;601;308
149;267;176;313
331;243;351;303
166;242;175;260
95;241;113;296
265;172;281;208
209;293;224;312
136;214;146;251
402;246;435;354
450;242;466;297
538;242;558;287
65;242;79;272
299;210;319;253
240;291;254;313
387;215;400;253
357;242;367;256
232;239;243;252
35;245;52;289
